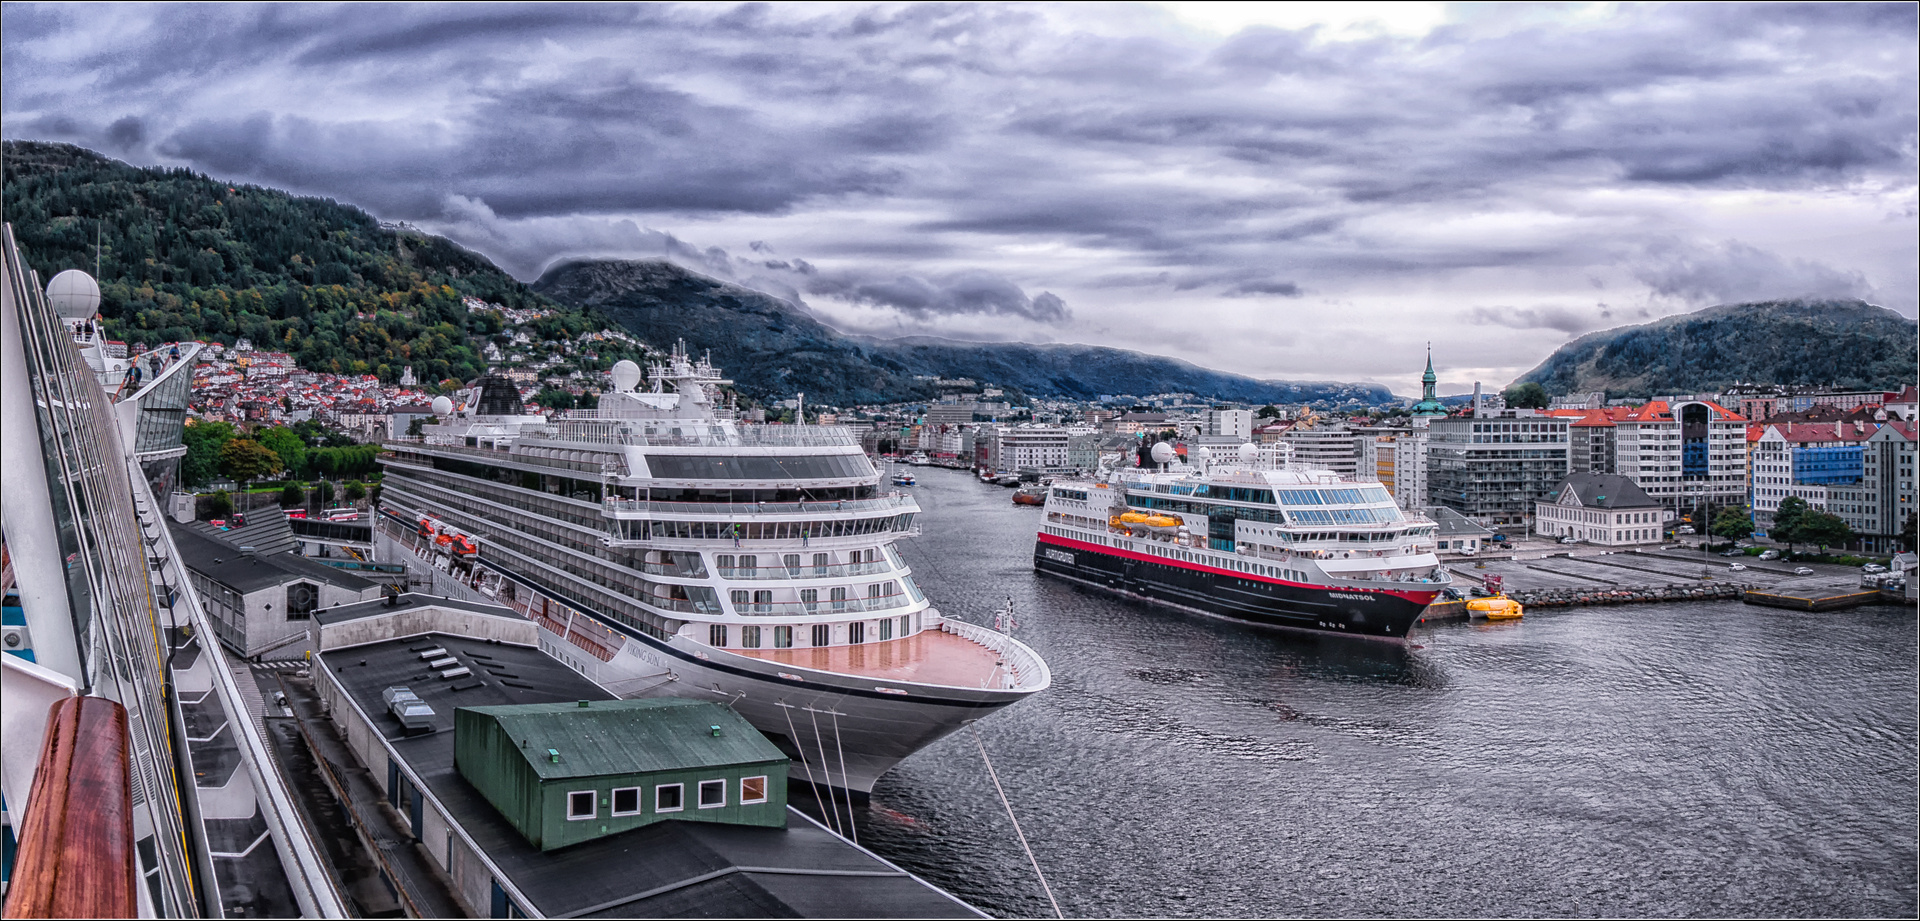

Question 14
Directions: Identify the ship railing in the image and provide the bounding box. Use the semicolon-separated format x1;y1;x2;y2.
716;560;897;581
603;494;917;518
386;439;616;475
541;422;861;448
729;594;914;617
933;614;1051;690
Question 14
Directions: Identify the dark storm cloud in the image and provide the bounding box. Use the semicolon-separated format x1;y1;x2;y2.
2;1;1913;351
1632;239;1873;306
1469;304;1610;336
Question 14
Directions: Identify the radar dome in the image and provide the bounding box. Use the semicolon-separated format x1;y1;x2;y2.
1149;441;1176;465
610;359;642;392
431;396;454;415
46;270;100;319
1237;443;1259;464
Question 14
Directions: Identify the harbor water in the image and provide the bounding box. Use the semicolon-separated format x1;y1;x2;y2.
822;467;1917;918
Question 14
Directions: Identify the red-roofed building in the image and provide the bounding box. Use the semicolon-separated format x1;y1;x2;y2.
1614;399;1750;521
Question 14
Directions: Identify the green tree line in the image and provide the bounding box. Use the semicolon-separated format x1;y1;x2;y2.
1;140;639;386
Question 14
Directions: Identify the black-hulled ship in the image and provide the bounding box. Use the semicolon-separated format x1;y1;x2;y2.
1033;443;1450;639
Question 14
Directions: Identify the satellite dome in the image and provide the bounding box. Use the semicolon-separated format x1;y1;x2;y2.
610;359;642;392
1237;443;1259;464
46;270;100;319
431;395;454;415
1149;441;1176;465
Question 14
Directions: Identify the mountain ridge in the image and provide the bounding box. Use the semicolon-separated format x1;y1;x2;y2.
530;257;1396;407
1513;298;1917;399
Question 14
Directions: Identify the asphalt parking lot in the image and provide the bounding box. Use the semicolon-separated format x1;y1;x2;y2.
1449;542;1880;597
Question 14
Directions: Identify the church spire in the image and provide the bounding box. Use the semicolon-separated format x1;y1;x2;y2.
1412;343;1447;418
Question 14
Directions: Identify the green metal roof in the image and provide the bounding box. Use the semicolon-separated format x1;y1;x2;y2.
460;698;786;780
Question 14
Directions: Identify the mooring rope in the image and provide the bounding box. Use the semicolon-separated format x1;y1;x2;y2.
781;702;835;835
971;723;1062;919
808;706;846;839
831;707;858;844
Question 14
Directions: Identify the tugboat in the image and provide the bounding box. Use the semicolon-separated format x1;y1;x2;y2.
1012;483;1048;506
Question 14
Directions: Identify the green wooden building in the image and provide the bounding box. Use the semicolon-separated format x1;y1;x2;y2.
453;698;789;851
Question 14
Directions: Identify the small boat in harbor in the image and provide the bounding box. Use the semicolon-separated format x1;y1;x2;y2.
893;471;917;487
1012;484;1047;506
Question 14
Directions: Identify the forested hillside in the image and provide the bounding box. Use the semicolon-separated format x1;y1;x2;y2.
1;140;629;386
1513;299;1917;399
533;258;1394;406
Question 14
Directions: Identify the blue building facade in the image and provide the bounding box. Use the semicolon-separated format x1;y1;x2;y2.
1791;444;1863;485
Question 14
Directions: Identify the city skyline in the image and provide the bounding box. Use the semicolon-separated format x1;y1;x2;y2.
3;2;1914;396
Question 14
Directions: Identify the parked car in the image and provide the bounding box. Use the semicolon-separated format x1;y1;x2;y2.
1720;549;1743;557
1559;535;1578;544
1863;563;1888;573
1758;550;1781;561
1676;526;1696;535
1729;562;1747;571
1793;566;1815;576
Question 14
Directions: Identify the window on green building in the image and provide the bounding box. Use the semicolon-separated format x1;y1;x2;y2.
699;779;726;808
612;787;641;816
742;776;768;804
567;790;595;820
656;784;684;813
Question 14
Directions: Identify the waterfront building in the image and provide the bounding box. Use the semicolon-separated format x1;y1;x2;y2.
1110;411;1170;434
1832;421;1916;552
312;604;982;917
1423;506;1494;554
1279;425;1359;478
1534;474;1671;546
454;699;790;851
1749;422;1878;525
1612;400;1749;520
1562;408;1624;474
1207;407;1255;439
1425;411;1571;526
170;516;383;658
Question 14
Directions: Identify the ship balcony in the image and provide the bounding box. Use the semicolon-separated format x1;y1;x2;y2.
714;560;898;581
725;593;915;617
602;493;919;519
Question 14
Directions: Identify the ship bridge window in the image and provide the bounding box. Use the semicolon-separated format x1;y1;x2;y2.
644;454;876;480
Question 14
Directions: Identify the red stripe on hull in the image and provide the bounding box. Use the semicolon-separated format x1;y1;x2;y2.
1035;530;1444;605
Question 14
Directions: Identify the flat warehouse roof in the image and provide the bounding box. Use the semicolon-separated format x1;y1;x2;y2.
321;633;981;918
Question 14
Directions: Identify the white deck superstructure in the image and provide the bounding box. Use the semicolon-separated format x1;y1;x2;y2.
379;346;1048;793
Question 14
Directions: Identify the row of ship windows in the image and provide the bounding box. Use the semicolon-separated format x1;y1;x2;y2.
613;515;915;542
708;614;917;649
567;777;768;820
1042;526;1314;580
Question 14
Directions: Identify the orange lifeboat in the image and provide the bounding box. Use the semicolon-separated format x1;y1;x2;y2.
417;517;435;538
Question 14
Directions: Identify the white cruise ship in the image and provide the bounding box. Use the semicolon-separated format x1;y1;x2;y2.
377;346;1049;794
1035;442;1451;639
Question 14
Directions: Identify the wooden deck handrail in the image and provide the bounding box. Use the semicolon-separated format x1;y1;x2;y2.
2;695;139;919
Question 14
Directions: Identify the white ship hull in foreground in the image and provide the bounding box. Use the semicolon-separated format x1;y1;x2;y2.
379;346;1048;794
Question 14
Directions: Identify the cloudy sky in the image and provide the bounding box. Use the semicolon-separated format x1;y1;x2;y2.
4;2;1914;396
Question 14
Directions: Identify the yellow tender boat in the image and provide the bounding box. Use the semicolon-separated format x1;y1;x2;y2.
1467;594;1524;620
1112;511;1182;530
